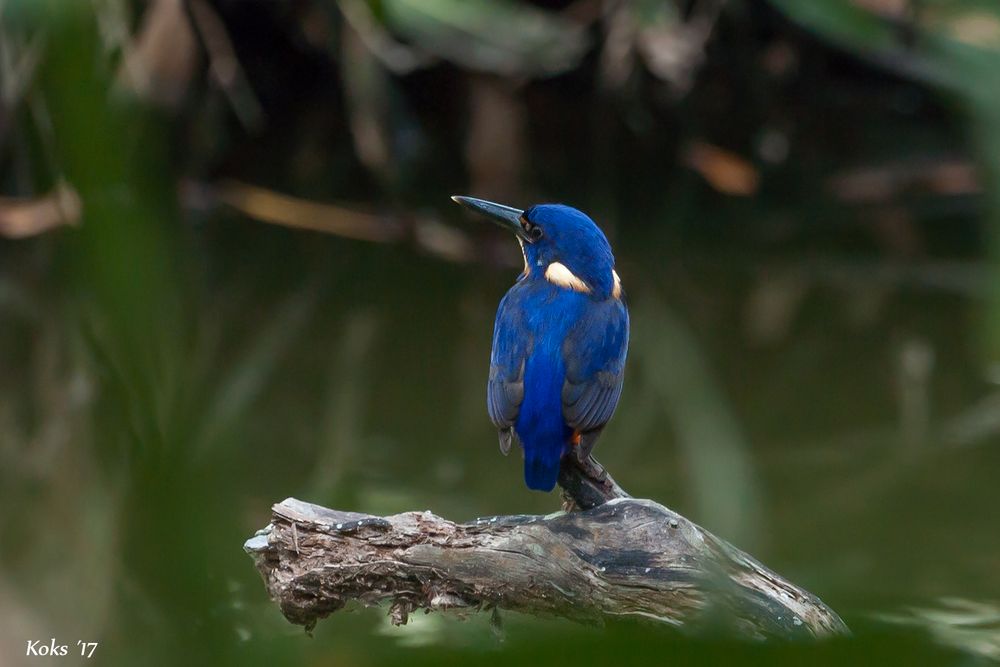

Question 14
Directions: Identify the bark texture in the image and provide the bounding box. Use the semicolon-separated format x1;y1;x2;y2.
245;455;848;639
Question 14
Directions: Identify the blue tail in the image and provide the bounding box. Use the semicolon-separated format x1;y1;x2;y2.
517;370;572;491
517;350;571;492
524;445;562;491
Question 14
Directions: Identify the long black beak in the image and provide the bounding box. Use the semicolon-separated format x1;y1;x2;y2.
451;195;530;242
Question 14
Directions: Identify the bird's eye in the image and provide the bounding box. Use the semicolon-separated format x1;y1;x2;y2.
520;215;544;242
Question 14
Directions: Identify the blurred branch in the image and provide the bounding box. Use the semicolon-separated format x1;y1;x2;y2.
0;182;80;238
212;179;405;243
829;159;981;204
245;478;848;638
188;0;263;130
204;180;481;263
116;0;199;108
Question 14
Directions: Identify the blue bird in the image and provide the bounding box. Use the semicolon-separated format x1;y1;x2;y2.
453;196;629;492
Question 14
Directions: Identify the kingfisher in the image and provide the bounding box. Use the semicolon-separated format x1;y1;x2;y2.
453;196;629;492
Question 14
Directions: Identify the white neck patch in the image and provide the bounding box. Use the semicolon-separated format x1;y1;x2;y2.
544;262;591;294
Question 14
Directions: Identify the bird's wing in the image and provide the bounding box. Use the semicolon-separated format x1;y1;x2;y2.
487;291;529;447
561;298;629;439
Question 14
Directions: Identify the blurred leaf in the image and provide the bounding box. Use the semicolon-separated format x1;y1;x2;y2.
768;0;1000;95
375;0;589;77
769;1;901;54
683;141;759;196
338;0;434;74
769;0;1000;361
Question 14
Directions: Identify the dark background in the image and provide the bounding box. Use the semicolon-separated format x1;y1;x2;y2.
2;0;999;664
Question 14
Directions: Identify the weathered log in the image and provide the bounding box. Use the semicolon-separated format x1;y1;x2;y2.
244;455;848;639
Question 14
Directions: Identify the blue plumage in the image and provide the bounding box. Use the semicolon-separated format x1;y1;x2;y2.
459;198;629;492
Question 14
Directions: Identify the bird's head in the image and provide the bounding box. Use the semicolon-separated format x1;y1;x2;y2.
452;196;620;300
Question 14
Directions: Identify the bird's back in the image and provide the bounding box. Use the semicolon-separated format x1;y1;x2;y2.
490;279;626;490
